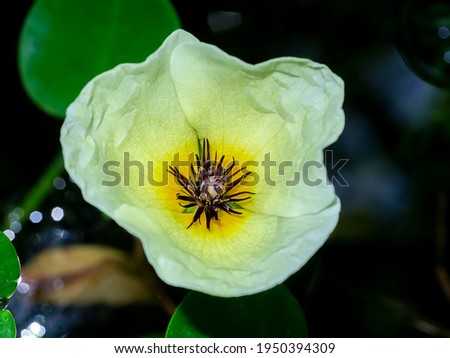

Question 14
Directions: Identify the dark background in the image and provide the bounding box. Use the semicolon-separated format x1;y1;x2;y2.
3;0;449;337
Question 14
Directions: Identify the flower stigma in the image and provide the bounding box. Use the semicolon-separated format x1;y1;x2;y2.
168;139;254;230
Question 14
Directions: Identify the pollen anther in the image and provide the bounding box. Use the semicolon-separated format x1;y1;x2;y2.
168;139;254;230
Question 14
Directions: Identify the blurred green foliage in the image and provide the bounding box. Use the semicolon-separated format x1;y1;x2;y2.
18;0;180;117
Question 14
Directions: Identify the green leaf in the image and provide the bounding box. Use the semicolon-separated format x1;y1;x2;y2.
166;285;308;338
18;0;181;118
0;233;20;300
0;310;16;338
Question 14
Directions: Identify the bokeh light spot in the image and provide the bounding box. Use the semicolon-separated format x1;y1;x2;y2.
29;210;43;223
437;26;449;40
51;207;64;221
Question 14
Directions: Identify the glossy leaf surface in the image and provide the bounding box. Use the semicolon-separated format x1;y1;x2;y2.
166;285;308;338
0;310;16;338
0;233;20;300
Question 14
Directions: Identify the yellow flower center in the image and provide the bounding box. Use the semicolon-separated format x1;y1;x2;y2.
168;139;254;230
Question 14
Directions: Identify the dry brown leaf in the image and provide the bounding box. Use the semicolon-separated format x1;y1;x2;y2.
21;243;175;313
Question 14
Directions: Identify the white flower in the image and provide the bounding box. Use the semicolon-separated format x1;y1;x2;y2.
61;29;345;297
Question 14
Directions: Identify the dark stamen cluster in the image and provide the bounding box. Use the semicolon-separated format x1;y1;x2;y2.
168;139;254;230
